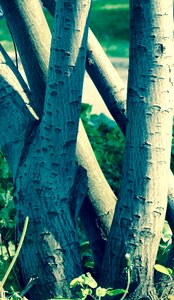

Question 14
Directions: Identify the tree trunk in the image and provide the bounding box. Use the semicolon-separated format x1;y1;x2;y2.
1;0;92;299
41;0;174;242
100;1;174;299
0;0;117;271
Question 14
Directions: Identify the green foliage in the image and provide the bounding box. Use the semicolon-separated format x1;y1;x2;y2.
80;241;95;270
0;153;17;290
154;264;173;279
0;153;14;235
70;272;126;300
0;217;29;300
81;103;124;196
157;221;172;265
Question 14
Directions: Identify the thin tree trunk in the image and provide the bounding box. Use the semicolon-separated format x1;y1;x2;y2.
101;1;174;299
41;0;127;133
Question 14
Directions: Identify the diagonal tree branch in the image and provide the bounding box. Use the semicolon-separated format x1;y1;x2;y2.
0;0;51;117
0;44;37;177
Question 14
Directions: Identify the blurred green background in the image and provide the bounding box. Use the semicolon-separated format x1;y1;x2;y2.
0;0;129;57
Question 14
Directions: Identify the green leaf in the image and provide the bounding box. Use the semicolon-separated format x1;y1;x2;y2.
154;264;173;278
96;287;107;297
106;288;126;296
84;273;97;288
84;261;95;269
80;241;90;254
70;277;83;288
81;288;92;297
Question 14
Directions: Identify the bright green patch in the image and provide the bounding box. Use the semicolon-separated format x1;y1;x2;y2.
97;4;129;10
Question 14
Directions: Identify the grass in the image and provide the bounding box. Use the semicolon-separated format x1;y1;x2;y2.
0;0;129;57
0;17;13;52
90;0;129;57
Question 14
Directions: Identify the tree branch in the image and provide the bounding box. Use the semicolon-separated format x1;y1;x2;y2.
0;0;51;117
0;44;37;177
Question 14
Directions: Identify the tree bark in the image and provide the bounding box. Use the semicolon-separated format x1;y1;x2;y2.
41;0;127;133
0;0;117;271
101;1;174;299
2;0;92;299
41;0;174;240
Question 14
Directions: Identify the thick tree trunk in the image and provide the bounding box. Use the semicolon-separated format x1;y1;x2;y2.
0;0;117;271
41;0;174;241
101;1;174;299
1;0;92;299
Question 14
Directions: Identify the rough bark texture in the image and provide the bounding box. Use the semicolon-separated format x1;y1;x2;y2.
42;0;127;134
101;1;174;299
1;2;174;298
41;0;174;241
1;0;116;270
12;0;91;299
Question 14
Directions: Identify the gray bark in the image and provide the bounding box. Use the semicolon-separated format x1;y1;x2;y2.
101;1;174;299
0;0;116;271
1;0;92;299
41;0;127;133
41;0;174;240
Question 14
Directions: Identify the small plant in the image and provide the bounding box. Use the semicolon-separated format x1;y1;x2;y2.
157;221;172;265
69;254;132;300
80;241;95;270
70;272;126;300
154;264;173;280
0;217;29;300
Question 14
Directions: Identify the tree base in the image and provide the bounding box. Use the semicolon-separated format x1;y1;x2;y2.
126;284;158;300
120;277;174;300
